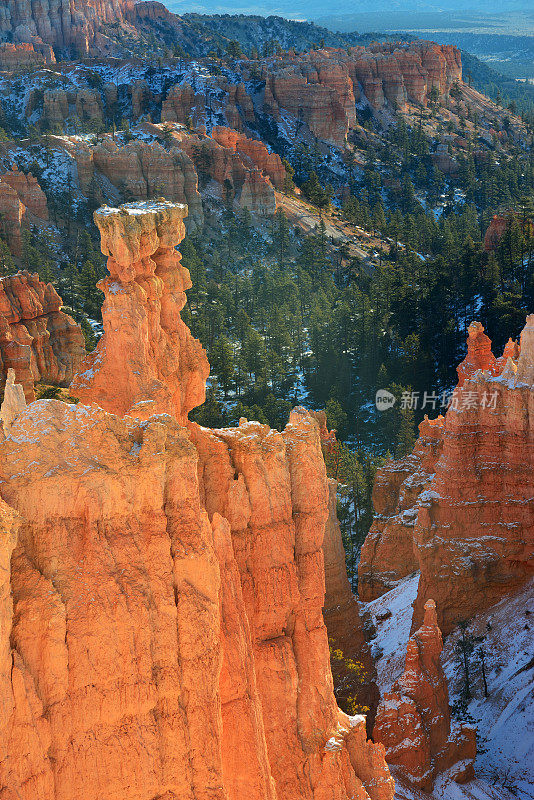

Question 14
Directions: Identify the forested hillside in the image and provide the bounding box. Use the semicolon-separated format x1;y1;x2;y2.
0;25;532;568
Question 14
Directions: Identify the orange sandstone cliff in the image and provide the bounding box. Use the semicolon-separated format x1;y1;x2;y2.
413;317;534;633
374;599;476;790
359;318;533;635
0;200;395;800
308;410;380;728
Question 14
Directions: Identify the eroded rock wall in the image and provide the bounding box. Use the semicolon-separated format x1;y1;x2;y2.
360;317;533;636
413;318;534;634
259;42;462;146
0;167;48;256
0;201;395;800
0;0;135;56
358;416;444;602
0;42;55;68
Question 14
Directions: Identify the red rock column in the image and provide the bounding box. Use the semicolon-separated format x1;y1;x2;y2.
374;600;476;791
358;416;444;602
70;201;209;422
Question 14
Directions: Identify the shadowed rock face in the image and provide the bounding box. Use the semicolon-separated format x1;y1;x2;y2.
64;126;280;222
0;0;135;56
307;410;380;731
374;600;476;791
358;416;444;603
0;42;55;68
0;168;48;257
0;201;395;800
0;271;85;401
1;166;48;223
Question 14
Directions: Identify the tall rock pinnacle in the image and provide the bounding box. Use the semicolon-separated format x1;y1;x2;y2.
71;201;209;423
374;599;476;791
514;313;534;385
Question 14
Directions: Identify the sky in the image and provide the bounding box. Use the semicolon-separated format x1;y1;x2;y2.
167;0;533;19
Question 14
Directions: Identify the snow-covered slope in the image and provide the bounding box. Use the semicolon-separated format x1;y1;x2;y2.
364;576;534;800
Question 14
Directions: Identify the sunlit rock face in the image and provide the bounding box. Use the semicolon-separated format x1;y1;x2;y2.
70;201;209;423
210;127;286;191
0;271;85;401
259;41;462;146
456;321;497;387
360;316;533;637
0;201;395;800
374;600;476;791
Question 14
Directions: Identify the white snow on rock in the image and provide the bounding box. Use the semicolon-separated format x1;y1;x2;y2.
364;573;419;689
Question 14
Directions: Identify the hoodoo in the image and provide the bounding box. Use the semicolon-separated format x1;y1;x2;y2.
70;201;210;423
374;599;476;791
0;1;530;792
413;316;534;633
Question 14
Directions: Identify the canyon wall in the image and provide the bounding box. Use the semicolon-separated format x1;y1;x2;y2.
0;0;135;56
0;200;395;800
0;271;85;401
0;42;55;68
307;410;380;728
54;126;279;220
91;140;205;227
179;131;279;215
360;319;533;636
412;317;534;634
211;127;286;191
261;42;462;146
6;39;462;151
0;167;48;256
